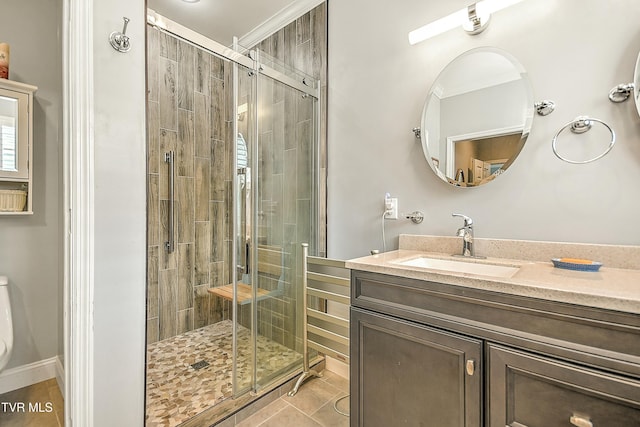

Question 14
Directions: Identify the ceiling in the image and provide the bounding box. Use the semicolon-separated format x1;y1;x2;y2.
147;0;297;46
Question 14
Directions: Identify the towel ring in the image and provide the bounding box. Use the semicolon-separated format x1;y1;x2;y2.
551;116;615;164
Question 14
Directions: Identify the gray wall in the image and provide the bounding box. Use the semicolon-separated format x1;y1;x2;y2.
327;0;640;259
0;0;62;370
92;1;147;425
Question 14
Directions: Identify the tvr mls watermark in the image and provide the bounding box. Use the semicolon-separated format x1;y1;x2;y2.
1;401;54;413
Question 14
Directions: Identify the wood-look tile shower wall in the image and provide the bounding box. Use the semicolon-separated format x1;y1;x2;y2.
146;26;234;343
145;3;327;345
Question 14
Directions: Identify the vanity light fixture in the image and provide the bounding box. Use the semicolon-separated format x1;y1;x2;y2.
408;0;525;45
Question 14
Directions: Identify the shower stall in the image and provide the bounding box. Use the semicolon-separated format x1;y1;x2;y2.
145;10;322;426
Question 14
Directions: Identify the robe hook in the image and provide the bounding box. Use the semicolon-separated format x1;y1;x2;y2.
109;17;131;53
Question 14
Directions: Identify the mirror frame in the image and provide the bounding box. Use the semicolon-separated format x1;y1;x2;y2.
420;46;534;188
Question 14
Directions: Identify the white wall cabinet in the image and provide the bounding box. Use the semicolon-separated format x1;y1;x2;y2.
0;79;37;214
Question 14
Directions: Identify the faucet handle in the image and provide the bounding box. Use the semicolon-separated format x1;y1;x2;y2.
452;213;473;227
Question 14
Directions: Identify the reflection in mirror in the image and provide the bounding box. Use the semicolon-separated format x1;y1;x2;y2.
0;95;18;172
420;47;533;187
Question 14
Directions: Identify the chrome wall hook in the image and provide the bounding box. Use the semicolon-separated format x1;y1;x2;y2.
109;17;131;53
412;127;421;139
608;83;634;102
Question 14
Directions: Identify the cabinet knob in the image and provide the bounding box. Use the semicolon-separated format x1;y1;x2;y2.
570;415;593;427
465;359;475;376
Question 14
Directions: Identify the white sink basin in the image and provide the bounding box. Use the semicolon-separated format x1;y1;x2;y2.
393;256;520;278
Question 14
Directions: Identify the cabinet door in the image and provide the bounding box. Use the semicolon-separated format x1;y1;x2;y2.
488;344;640;427
351;307;482;427
0;87;29;180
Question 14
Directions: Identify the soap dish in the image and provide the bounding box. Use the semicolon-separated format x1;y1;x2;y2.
552;258;602;272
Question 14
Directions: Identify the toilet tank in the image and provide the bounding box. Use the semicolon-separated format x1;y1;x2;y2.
0;275;12;329
0;275;12;372
0;275;12;335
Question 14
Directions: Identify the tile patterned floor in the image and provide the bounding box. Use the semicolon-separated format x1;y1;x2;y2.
0;339;347;427
146;320;302;427
230;371;350;427
0;378;64;427
0;350;348;427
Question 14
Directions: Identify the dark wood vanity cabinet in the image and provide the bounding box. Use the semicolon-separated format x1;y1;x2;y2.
489;345;640;426
350;270;640;427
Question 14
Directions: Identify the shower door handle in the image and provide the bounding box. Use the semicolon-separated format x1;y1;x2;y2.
165;151;175;253
244;241;250;274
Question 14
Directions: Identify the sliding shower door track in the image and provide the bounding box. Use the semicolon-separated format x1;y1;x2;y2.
147;9;320;100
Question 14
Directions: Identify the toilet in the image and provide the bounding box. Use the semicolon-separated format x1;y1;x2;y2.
0;276;13;373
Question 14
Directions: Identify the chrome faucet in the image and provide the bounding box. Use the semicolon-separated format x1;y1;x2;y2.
452;213;478;257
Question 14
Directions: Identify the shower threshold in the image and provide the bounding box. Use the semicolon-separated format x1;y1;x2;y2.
180;356;326;427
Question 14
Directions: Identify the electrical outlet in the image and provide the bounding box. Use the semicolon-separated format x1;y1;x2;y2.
386;198;398;220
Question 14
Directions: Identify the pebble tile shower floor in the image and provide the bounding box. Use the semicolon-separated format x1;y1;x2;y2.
145;320;301;426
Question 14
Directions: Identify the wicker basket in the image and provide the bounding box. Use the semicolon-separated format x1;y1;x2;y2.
0;189;27;212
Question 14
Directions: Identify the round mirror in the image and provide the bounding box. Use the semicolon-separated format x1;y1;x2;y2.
420;47;534;187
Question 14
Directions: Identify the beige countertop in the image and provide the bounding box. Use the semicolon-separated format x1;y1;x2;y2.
346;248;640;315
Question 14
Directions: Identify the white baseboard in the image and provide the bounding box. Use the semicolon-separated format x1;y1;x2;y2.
55;355;65;398
325;356;349;379
0;356;58;395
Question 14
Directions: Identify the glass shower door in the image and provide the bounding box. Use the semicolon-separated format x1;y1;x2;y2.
232;47;319;394
250;68;318;390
